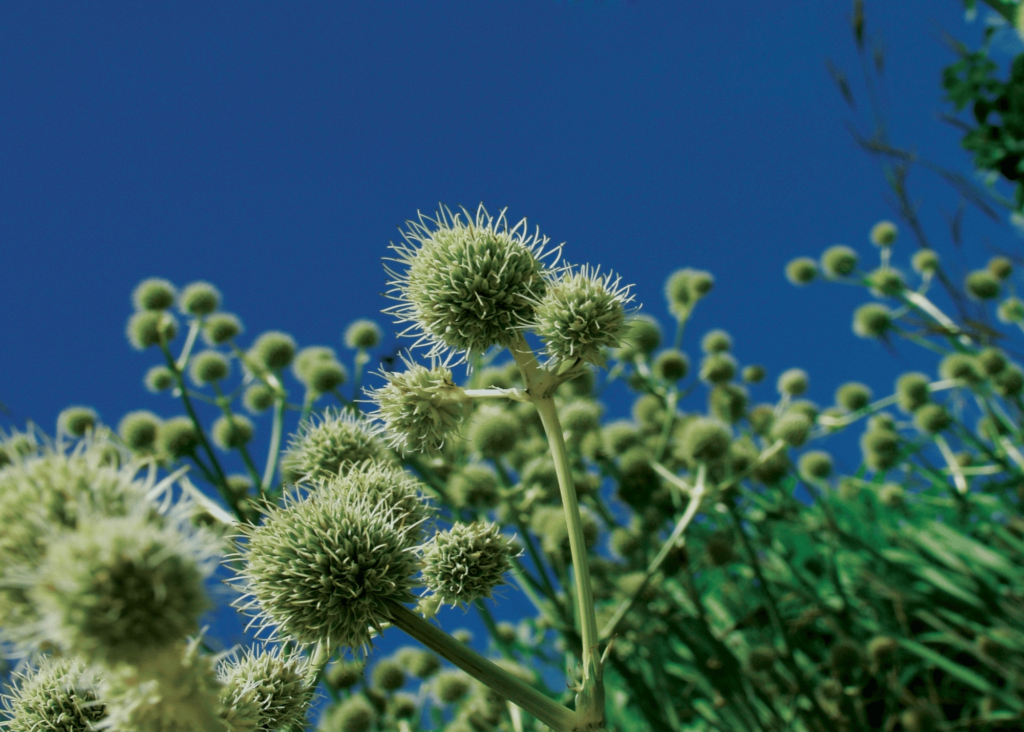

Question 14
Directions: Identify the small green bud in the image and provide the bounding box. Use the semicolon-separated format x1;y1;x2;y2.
665;269;693;313
988;256;1013;280
678;418;732;464
771;411;810;447
853;302;893;338
344;319;383;350
896;372;931;413
321;694;376;732
394;647;440;679
687;269;715;299
798;450;833;481
434;671;472;704
188;349;230;386
561;400;603;438
293;345;337;382
178;281;221;316
911;249;940;275
326;661;364;689
202;312;243;345
965;270;1001;300
390;693;417;719
878;482;905;507
742;364;766;383
632;394;665;427
144;365;175;394
709;384;748;424
699;352;737;385
777;368;808;397
132;277;177;311
118;410;161;451
998;296;1024;323
939;353;982;383
977;347;1008;376
748;646;776;672
653;349;689;381
469;406;520;458
995;365;1024;396
977;415;1010;442
369;362;466;453
59;406;98;437
869;220;897;246
838;477;860;501
617;315;662;358
158;416;200;458
307;360;348;394
495;621;516;643
447;463;500;510
860;428;901;472
249;331;297;371
836;382;872;411
751;447;791;485
867;267;905;297
225;474;252;498
243;383;277;414
785;257;817;285
820;245;858;277
218;646;315;732
617;447;660;506
126;310;179;350
913;403;951;433
422;522;515;606
371;659;405;692
212;415;254;450
748;404;774;436
701;329;732;354
868;412;896;431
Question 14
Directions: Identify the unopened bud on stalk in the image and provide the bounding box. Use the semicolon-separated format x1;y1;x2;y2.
178;281;221;317
785;257;817;285
821;245;858;277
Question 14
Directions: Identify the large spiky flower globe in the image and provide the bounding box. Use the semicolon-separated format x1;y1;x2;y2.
368;360;467;453
320;460;432;528
422;522;516;607
384;204;557;360
281;409;391;483
31;514;214;666
238;485;422;653
533;264;633;366
1;657;106;731
218;646;315;732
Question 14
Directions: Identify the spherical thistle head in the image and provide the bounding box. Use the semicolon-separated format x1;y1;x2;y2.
132;277;177;311
326;660;364;689
365;658;405;693
32;514;212;666
1;657;105;732
344;319;383;350
212;415;255;450
798;450;833;481
434;671;472;704
867;267;905;298
282;409;390;483
218;646;315;732
445;463;500;510
127;310;179;350
384;204;555;361
202;312;244;346
913;403;951;434
853;302;893;338
145;365;176;393
238;486;421;653
422;521;515;607
836;382;872;412
995;365;1024;397
699;352;737;385
988;255;1013;280
664;269;694;314
939;353;983;384
747;404;775;437
998;296;1024;323
820;245;858;277
709;383;748;424
701;329;732;354
616;314;662;359
895;372;931;413
188;349;230;386
249;331;297;372
977;347;1008;376
59;406;98;437
390;692;417;719
965;269;1001;301
878;483;905;507
321;694;377;732
306;360;348;395
118;410;162;451
869;220;898;247
317;460;432;529
742;364;766;384
369;360;467;453
616;446;660;506
777;368;809;397
785;257;818;286
911;249;940;275
747;646;776;673
178;281;221;317
469;406;520;458
602;420;642;456
560;399;602;437
678;417;732;464
770;411;811;448
244;384;277;414
394;647;440;679
157;416;200;459
860;428;901;472
293;346;337;383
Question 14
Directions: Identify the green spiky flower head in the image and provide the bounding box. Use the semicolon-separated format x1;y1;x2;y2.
59;406;98;437
384;204;556;360
1;657;105;732
344;319;383;350
178;281;221;316
533;264;633;366
282;409;391;483
218;645;315;732
785;257;817;285
133;277;177;311
212;415;255;450
820;245;858;277
422;522;516;607
118;410;162;451
368;359;467;453
202;312;244;346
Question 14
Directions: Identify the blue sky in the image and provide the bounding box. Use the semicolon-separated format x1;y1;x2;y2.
2;0;1020;697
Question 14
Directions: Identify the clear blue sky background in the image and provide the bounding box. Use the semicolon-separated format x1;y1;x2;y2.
2;0;1020;711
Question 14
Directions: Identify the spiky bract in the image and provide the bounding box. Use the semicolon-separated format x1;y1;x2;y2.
384;205;555;360
422;522;515;607
1;657;105;731
217;646;315;732
282;410;390;483
368;361;466;453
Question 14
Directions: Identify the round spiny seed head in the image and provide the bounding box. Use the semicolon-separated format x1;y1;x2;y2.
748;404;774;436
896;372;931;413
282;409;390;483
157;416;200;459
390;692;417;719
1;657;105;732
118;410;161;451
998;296;1024;323
344;319;383;350
867;635;900;670
560;399;602;436
785;257;817;285
326;660;364;689
602;420;642;456
911;249;940;275
127;310;179;350
965;270;1001;300
687;269;715;299
870;220;898;246
939;353;983;383
861;428;901;472
249;331;297;372
853;302;893;338
368;360;467;453
371;659;405;692
132;277;177;311
202;312;244;346
701;329;732;354
469;406;520;458
995;365;1024;396
820;245;858;277
709;384;748;424
243;384;277;414
293;346;337;383
868;413;896;431
384;204;555;361
771;412;811;447
218;645;315;732
434;671;472;704
616;447;659;506
867;267;905;297
238;487;421;653
189;350;230;386
533;264;634;366
616;314;662;358
446;463;500;510
422;522;515;607
988;256;1013;280
394;647;440;679
665;269;693;314
798;450;833;481
145;365;176;393
313;460;431;528
678;418;732;464
32;514;212;665
699;352;737;385
212;415;255;450
59;406;98;437
321;694;376;732
742;364;766;383
914;403;951;434
878;483;905;507
178;281;221;316
836;382;872;412
978;347;1008;376
777;368;808;397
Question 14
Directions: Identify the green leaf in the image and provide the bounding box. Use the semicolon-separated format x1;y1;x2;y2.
898;638;1023;712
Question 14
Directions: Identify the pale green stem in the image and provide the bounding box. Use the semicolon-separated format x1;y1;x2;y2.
175;320;201;371
262;395;285;492
902;290;972;346
998;436;1024;471
654;388;679;461
464;387;529;401
933;434;968;495
212;383;263;489
386;602;578;732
